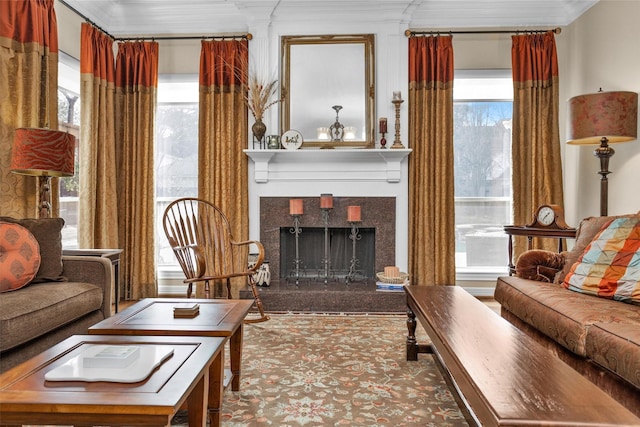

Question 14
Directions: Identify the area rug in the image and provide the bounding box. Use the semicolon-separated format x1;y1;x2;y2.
173;313;468;426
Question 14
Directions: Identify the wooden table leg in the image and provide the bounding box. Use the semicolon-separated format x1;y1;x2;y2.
208;347;224;426
406;306;418;361
229;324;243;391
187;368;208;427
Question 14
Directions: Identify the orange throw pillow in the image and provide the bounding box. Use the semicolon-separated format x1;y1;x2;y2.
0;222;41;292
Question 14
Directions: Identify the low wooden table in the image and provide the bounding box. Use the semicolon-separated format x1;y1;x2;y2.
89;298;253;392
0;334;225;427
405;285;640;427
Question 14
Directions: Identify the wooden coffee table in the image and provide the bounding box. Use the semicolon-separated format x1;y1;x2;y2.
0;334;225;427
89;298;254;392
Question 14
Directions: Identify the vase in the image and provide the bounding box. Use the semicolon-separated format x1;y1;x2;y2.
252;119;267;143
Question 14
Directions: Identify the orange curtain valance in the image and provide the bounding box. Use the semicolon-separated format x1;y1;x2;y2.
80;23;115;83
0;0;57;51
511;31;558;87
199;39;247;87
115;41;159;89
408;35;454;86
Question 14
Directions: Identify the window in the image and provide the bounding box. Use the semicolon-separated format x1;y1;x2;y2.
58;52;81;248
454;70;513;276
155;75;199;269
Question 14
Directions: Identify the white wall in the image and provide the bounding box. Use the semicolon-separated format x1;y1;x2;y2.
563;0;640;225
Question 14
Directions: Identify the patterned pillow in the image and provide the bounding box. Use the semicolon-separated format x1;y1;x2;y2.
562;217;640;304
0;222;42;292
0;217;66;283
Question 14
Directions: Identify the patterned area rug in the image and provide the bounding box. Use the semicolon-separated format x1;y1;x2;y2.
173;313;468;426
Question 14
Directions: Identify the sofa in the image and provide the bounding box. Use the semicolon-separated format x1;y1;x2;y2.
494;213;640;417
0;217;113;373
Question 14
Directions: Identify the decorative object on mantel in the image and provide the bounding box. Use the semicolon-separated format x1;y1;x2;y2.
347;205;364;284
391;92;406;149
567;89;638;216
320;194;334;284
244;66;281;149
289;199;304;285
379;117;388;148
282;129;303;150
267;134;281;149
11;128;76;218
329;105;345;143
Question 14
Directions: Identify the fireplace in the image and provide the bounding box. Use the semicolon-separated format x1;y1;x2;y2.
260;197;395;281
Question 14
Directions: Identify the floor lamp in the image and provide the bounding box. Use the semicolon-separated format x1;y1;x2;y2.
567;90;638;216
11;128;76;218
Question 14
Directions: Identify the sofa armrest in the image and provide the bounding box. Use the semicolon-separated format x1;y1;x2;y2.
62;256;113;319
515;250;566;283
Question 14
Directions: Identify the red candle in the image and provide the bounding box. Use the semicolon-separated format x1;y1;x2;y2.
379;117;387;134
347;206;361;222
290;199;303;215
320;193;333;209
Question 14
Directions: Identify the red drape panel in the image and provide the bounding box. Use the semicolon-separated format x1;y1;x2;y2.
408;36;456;285
115;40;159;299
511;32;565;256
0;0;59;217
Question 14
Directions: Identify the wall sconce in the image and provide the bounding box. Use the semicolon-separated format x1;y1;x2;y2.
329;105;344;142
567;90;638;216
11;128;76;218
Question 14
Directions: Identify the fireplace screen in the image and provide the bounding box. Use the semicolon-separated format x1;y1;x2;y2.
279;227;375;281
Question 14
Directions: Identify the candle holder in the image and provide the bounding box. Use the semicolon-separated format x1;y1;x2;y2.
346;221;364;284
321;207;332;284
380;131;387;149
289;214;303;285
391;99;405;149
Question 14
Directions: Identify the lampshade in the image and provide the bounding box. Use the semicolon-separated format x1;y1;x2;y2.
567;91;638;145
11;128;75;177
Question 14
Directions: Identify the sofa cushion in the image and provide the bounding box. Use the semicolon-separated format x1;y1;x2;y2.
563;217;640;304
0;217;66;283
586;321;640;389
0;222;41;292
495;276;640;356
0;281;103;351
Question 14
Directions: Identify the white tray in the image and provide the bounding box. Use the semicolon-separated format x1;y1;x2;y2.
45;344;174;383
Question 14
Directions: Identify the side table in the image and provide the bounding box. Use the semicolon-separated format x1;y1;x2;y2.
63;249;123;312
503;226;576;275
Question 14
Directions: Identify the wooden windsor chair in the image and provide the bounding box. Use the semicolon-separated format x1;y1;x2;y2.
162;197;269;323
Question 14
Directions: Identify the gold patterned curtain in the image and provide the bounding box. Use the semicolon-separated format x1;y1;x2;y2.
408;35;456;286
0;0;58;217
115;40;159;299
512;32;564;257
79;23;118;248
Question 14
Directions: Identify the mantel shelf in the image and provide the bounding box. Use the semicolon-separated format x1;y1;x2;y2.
243;148;412;183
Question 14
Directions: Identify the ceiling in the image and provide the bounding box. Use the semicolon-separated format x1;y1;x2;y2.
60;0;599;37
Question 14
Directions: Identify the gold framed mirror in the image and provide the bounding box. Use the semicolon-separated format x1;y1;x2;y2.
281;34;375;148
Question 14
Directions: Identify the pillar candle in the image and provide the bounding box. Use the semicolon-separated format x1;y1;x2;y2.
379;117;387;133
290;199;303;215
393;91;402;101
320;193;333;209
347;206;361;222
384;266;400;277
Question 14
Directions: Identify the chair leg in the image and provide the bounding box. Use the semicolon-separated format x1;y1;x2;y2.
244;276;269;323
187;283;193;298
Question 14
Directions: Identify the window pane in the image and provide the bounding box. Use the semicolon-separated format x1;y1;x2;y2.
454;73;512;271
155;77;199;267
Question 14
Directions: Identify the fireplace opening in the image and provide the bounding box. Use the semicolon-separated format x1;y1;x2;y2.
279;227;375;281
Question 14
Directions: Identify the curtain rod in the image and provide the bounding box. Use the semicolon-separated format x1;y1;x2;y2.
58;0;251;42
405;27;562;37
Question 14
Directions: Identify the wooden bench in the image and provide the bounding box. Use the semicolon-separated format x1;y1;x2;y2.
405;285;640;427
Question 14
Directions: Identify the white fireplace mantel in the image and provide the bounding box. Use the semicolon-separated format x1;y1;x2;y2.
244;148;412;183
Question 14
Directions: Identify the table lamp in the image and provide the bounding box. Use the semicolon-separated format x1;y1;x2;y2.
11;128;76;218
567;90;638;216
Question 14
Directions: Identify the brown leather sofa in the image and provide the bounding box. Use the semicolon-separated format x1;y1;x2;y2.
494;214;640;417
